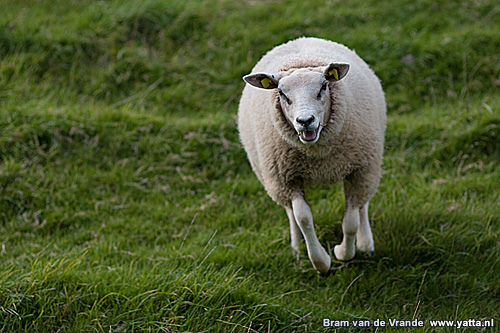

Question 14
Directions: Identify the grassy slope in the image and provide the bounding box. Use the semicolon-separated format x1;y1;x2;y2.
1;0;499;331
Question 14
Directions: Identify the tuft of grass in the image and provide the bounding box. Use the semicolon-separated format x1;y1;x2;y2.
1;0;499;331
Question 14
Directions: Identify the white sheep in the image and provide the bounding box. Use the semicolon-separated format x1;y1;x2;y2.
238;37;386;275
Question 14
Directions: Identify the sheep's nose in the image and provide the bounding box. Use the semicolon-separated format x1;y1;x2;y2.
296;115;315;127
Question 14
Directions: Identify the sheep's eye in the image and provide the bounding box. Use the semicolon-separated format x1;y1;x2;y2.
317;82;328;99
278;89;291;104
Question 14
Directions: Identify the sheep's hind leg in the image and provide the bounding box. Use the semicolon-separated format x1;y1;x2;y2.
285;206;303;255
356;202;374;255
336;165;380;261
291;196;331;275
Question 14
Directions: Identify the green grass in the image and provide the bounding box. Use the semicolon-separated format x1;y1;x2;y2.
1;0;499;331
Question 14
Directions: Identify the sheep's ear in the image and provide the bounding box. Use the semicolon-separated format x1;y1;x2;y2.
324;63;350;81
243;73;280;89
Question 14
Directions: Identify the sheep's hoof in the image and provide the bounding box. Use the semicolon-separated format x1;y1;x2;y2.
334;244;355;261
356;240;374;254
318;269;331;277
314;264;331;277
311;252;331;276
357;244;375;257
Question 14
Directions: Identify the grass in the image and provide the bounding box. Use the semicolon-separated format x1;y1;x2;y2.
1;0;499;331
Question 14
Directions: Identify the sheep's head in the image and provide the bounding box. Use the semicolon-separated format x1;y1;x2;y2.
243;63;349;144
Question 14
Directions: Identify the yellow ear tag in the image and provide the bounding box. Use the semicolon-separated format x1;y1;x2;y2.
261;78;272;89
329;68;339;80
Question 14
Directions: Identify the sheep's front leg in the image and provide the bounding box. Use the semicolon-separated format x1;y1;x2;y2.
356;202;374;255
334;203;360;261
285;206;303;254
291;196;331;275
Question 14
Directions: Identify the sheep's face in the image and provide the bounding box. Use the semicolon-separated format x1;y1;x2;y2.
243;63;349;144
278;70;330;144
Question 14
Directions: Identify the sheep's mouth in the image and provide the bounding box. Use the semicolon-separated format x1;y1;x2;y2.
298;127;321;144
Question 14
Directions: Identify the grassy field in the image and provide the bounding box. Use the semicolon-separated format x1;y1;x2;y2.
1;0;499;331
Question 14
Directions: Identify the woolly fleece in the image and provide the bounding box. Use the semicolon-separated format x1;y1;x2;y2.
238;37;386;207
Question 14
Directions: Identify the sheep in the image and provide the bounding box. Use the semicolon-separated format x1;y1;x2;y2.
238;37;386;275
